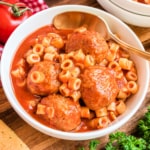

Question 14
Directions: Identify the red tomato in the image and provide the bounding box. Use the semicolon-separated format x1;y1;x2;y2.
0;43;3;59
0;0;32;44
0;43;3;88
3;0;19;3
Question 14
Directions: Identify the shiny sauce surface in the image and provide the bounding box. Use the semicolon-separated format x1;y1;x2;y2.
11;25;138;132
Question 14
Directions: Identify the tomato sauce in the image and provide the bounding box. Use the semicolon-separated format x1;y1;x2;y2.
11;25;94;132
135;0;149;4
10;24;138;132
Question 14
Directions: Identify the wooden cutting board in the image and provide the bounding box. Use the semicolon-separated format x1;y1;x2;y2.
0;0;150;149
0;85;150;150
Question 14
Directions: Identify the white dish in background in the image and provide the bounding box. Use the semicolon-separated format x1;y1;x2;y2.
97;0;150;27
1;5;149;140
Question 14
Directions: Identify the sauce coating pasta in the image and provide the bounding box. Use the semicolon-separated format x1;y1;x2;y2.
11;25;138;132
133;0;150;4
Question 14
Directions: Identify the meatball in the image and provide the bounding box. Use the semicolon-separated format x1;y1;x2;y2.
81;66;119;110
65;30;108;62
27;61;61;96
37;94;81;131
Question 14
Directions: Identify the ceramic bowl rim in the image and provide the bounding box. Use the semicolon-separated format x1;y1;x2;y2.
1;5;149;140
109;0;150;16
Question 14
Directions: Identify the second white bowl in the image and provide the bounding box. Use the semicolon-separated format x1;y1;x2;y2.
97;0;150;27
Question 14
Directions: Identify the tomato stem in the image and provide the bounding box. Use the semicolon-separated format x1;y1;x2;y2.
0;1;12;7
0;1;31;17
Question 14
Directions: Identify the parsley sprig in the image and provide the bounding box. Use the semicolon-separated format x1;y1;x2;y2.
79;106;150;150
105;132;146;150
79;140;100;150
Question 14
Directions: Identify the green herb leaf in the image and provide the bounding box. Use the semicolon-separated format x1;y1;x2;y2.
89;140;100;150
105;132;146;150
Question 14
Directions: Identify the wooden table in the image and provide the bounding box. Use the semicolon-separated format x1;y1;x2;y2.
0;0;150;149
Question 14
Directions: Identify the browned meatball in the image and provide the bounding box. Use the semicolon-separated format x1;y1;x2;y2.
38;94;81;131
27;61;61;96
81;66;119;110
65;30;108;62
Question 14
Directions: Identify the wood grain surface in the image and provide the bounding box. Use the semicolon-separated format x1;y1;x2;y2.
0;0;150;149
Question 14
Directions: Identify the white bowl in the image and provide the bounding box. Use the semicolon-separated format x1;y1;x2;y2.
97;0;150;27
1;5;149;140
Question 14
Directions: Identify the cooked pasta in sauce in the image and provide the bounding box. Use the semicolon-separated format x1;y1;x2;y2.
11;25;138;132
133;0;150;4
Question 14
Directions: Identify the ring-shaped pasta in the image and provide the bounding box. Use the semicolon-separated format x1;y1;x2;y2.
127;81;138;94
42;37;51;47
70;91;81;102
116;100;126;115
115;71;124;79
68;77;81;91
47;33;64;49
144;0;150;4
95;107;107;117
84;55;95;67
70;67;81;78
99;59;108;67
17;58;25;67
67;51;75;60
134;0;150;4
73;49;85;63
119;58;133;70
33;43;44;56
61;59;74;70
88;117;110;129
107;102;116;112
126;71;138;81
117;90;129;100
119;49;130;58
108;61;121;71
59;83;71;97
44;46;57;54
109;41;120;52
75;62;85;70
11;69;21;78
26;53;40;65
59;70;71;83
59;54;67;63
109;111;117;121
45;107;55;119
28;100;38;109
51;37;64;49
11;66;25;79
44;53;56;61
36;104;46;115
106;52;117;61
16;79;26;87
80;107;91;119
24;49;33;58
30;71;45;83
